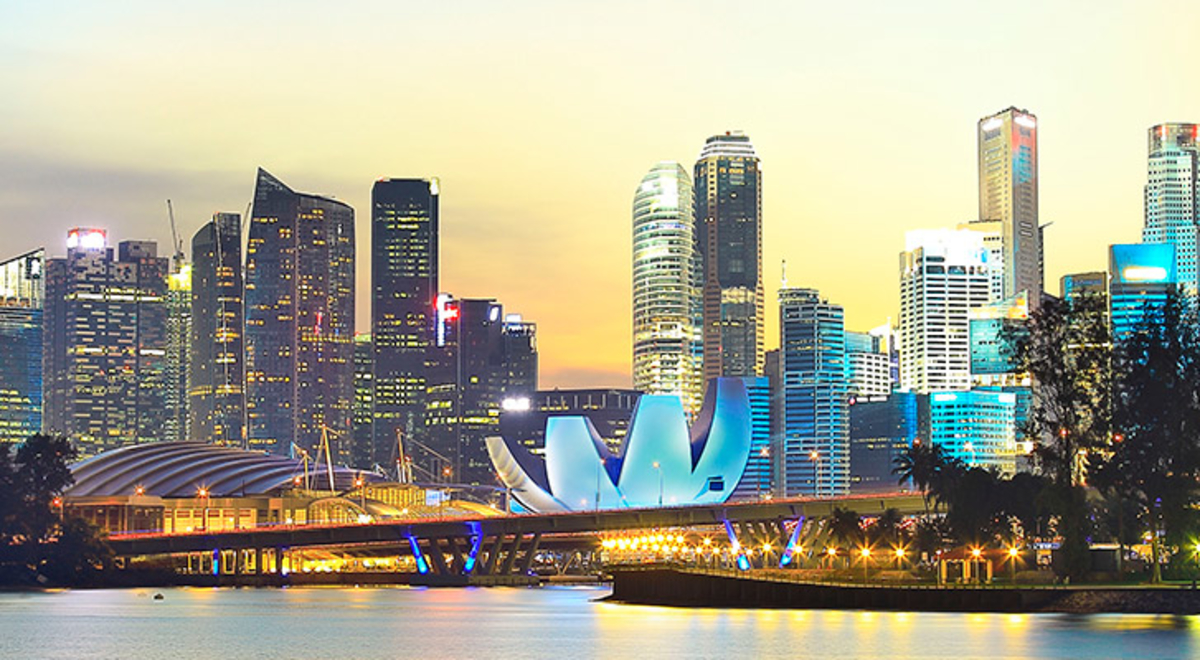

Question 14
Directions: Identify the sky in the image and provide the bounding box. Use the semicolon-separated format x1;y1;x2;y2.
2;0;1198;388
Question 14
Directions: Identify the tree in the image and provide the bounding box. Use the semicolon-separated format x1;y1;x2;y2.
893;439;962;513
1006;294;1112;579
829;508;863;550
1098;294;1200;582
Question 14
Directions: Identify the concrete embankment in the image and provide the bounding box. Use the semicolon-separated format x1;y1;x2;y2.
608;568;1200;614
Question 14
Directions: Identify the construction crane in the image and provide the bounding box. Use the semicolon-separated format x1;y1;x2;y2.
166;199;185;270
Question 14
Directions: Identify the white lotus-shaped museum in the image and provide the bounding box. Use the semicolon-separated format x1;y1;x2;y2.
486;378;752;513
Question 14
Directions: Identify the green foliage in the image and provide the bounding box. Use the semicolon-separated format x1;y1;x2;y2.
0;434;111;586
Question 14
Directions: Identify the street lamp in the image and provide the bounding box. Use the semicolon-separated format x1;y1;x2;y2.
757;447;770;500
652;461;663;507
197;487;210;532
353;474;366;515
963;442;977;468
595;457;607;511
1007;545;1021;581
809;451;821;497
859;547;872;581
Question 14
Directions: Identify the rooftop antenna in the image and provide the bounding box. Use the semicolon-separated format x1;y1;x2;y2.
781;259;789;289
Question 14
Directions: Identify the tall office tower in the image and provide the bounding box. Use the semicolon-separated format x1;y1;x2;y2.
632;162;702;414
899;229;990;393
1060;272;1107;300
958;219;1005;302
849;391;917;494
845;331;891;398
426;295;538;485
371;178;438;465
189;213;245;447
164;260;191;443
1143;124;1199;296
969;292;1030;387
694;131;763;382
978;107;1041;307
730;376;773;500
352;333;374;468
245;169;355;461
779;287;848;498
1109;243;1177;343
44;230;169;456
0;249;44;444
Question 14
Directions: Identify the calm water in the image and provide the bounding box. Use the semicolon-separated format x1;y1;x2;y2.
0;585;1197;659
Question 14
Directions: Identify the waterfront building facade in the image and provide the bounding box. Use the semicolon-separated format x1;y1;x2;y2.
632;162;702;415
371;178;439;465
978;107;1041;306
245;169;355;461
694;132;763;381
0;249;44;444
779;287;848;497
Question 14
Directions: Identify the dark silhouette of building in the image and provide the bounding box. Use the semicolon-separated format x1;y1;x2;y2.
44;230;168;456
849;392;917;494
425;295;537;485
189;213;245;446
0;248;45;445
498;388;641;453
370;178;439;465
694;131;763;381
245;169;355;461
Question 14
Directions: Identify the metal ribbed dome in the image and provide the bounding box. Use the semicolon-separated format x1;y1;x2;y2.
68;442;376;497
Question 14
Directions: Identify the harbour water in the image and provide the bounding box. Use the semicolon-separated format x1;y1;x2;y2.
1;585;1197;659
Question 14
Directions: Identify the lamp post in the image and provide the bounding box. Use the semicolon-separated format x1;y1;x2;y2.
860;547;872;582
197;487;209;532
652;461;663;507
354;474;366;516
595;457;606;511
757;447;770;500
963;441;977;468
809;450;821;497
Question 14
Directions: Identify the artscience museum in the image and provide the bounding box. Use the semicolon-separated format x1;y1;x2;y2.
486;378;752;513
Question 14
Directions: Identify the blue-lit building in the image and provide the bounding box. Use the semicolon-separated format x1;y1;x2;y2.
1060;271;1106;301
969;292;1029;384
849;392;917;494
1142;124;1198;296
1109;243;1177;343
779;287;848;497
732;376;773;500
487;378;751;513
921;390;1017;475
0;249;44;445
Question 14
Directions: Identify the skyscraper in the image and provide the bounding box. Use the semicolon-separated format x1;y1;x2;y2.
164;259;191;443
353;333;374;467
371;178;438;465
0;249;44;445
694;131;763;381
44;230;169;456
845;331;891;399
189;213;245;446
899;229;990;393
632;162;702;414
1143;123;1199;296
425;295;537;485
245;169;355;460
979;107;1041;306
779;287;848;497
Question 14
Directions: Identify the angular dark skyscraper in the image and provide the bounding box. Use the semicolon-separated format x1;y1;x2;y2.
370;178;439;465
245;169;355;460
694;131;764;382
0;248;45;446
189;213;245;446
978;107;1041;307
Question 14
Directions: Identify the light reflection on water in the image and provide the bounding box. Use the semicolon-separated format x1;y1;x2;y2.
0;585;1196;660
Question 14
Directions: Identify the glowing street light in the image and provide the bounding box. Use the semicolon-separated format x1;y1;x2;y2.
652;461;663;507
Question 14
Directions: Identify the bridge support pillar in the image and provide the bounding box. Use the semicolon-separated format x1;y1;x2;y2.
426;539;450;575
518;533;542;575
500;535;524;574
448;537;466;573
481;535;506;575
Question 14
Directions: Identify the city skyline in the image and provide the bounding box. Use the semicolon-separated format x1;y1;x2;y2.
4;1;1198;388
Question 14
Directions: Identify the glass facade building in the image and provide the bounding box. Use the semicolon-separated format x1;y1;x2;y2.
968;291;1029;386
922;390;1017;476
849;392;917;494
632;162;702;415
979;107;1041;307
899;229;991;393
0;249;44;445
371;178;439;465
44;231;169;456
731;376;772;500
245;169;355;461
1109;242;1177;343
845;330;891;398
779;287;848;497
164;260;191;443
1143;123;1198;296
694;132;763;381
189;213;245;447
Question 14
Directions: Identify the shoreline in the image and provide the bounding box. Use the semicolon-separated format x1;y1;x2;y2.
607;567;1200;614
